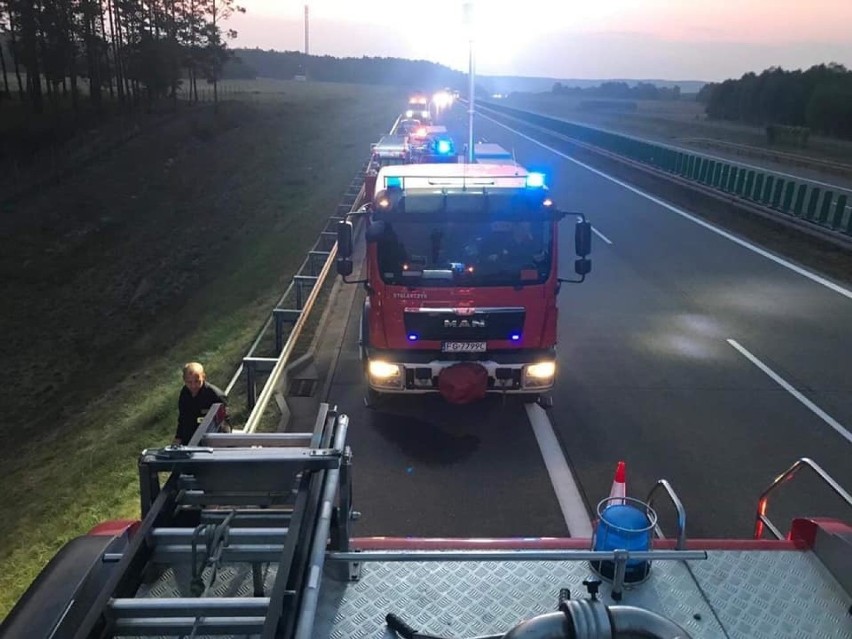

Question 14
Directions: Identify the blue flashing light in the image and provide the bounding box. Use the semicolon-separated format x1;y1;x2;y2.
510;333;521;341
436;139;453;155
408;333;419;342
386;176;403;189
526;172;546;188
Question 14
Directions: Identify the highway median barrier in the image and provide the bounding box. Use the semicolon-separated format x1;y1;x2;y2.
478;100;852;243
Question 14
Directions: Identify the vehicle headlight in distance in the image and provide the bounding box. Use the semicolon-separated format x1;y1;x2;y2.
368;360;403;388
524;361;556;388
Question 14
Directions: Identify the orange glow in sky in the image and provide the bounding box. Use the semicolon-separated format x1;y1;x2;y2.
230;0;852;81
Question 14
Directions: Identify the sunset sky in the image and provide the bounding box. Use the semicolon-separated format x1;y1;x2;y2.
229;0;852;81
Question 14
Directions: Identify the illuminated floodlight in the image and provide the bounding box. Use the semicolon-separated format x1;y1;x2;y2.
436;139;453;154
526;172;546;188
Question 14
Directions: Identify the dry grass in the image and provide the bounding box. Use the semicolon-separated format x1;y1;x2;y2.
502;93;852;166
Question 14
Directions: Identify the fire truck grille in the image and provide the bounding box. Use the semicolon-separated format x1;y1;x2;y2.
403;308;526;342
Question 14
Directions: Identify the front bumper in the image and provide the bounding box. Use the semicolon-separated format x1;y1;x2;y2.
364;349;557;394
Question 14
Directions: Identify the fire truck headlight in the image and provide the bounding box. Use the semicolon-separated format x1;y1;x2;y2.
524;361;556;388
368;360;403;388
405;110;414;117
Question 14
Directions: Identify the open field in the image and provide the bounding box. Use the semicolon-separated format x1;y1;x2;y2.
501;93;852;169
0;80;402;618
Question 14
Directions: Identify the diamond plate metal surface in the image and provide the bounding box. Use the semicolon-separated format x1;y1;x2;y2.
690;551;852;639
117;550;852;639
316;559;726;639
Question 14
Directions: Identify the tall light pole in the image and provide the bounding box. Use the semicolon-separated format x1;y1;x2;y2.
303;5;310;80
463;1;475;163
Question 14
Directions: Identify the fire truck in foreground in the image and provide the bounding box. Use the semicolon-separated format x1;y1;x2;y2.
3;404;849;638
336;160;592;405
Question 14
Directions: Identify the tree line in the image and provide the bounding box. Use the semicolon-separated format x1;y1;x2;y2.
551;80;682;101
0;0;243;114
697;63;852;139
222;48;468;90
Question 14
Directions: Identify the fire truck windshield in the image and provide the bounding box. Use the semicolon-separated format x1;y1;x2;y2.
375;219;552;287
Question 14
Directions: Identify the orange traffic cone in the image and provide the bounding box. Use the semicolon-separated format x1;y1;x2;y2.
609;461;627;504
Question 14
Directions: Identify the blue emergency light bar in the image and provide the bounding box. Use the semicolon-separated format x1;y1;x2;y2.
525;172;546;188
436;139;453;155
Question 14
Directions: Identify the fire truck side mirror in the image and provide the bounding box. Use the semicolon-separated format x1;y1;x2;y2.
574;258;592;276
337;257;354;278
365;220;387;243
337;221;353;258
575;220;592;257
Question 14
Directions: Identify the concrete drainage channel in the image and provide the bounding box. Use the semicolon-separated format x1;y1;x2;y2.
223;164;367;433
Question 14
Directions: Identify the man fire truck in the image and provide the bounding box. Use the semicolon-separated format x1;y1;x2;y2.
405;94;431;121
336;158;592;405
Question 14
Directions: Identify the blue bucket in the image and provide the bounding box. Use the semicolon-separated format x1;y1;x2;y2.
590;496;657;584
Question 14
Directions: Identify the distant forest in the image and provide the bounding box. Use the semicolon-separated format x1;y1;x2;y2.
0;0;243;114
224;48;467;90
697;64;852;139
551;80;682;101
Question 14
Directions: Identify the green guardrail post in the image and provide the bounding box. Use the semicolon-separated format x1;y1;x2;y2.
726;167;738;192
719;165;730;191
771;179;785;209
818;191;834;224
688;156;698;179
782;182;796;212
762;176;775;204
712;163;723;187
744;171;755;198
806;187;821;219
793;184;808;216
735;169;747;195
705;161;717;185
752;173;764;201
832;194;848;229
697;158;708;182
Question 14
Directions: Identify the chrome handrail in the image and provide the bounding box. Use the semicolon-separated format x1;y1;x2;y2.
754;457;852;539
647;479;687;550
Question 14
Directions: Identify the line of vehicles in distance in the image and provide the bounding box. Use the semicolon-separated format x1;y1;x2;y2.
336;93;593;406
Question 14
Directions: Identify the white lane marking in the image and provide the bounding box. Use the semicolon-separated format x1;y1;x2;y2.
592;226;613;245
480;113;852;302
727;338;852;445
525;403;593;537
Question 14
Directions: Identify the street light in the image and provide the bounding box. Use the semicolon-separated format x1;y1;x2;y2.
463;1;475;163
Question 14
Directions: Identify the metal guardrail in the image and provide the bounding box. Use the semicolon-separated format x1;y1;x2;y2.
226;175;364;434
225;117;402;433
478;101;852;239
754;457;852;540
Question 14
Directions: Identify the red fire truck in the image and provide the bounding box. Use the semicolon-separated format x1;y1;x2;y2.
336;160;591;405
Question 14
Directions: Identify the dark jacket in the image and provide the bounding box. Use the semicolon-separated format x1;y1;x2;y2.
175;382;227;444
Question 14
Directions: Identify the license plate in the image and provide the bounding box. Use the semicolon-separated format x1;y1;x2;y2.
442;341;487;353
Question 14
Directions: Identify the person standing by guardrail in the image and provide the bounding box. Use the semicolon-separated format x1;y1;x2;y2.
173;362;227;445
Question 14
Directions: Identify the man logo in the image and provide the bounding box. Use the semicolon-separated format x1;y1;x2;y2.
443;319;486;328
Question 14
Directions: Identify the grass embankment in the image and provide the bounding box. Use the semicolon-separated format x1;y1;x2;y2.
501;93;852;167
0;80;402;618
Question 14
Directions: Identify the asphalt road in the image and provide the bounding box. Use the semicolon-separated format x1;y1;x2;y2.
317;106;852;541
